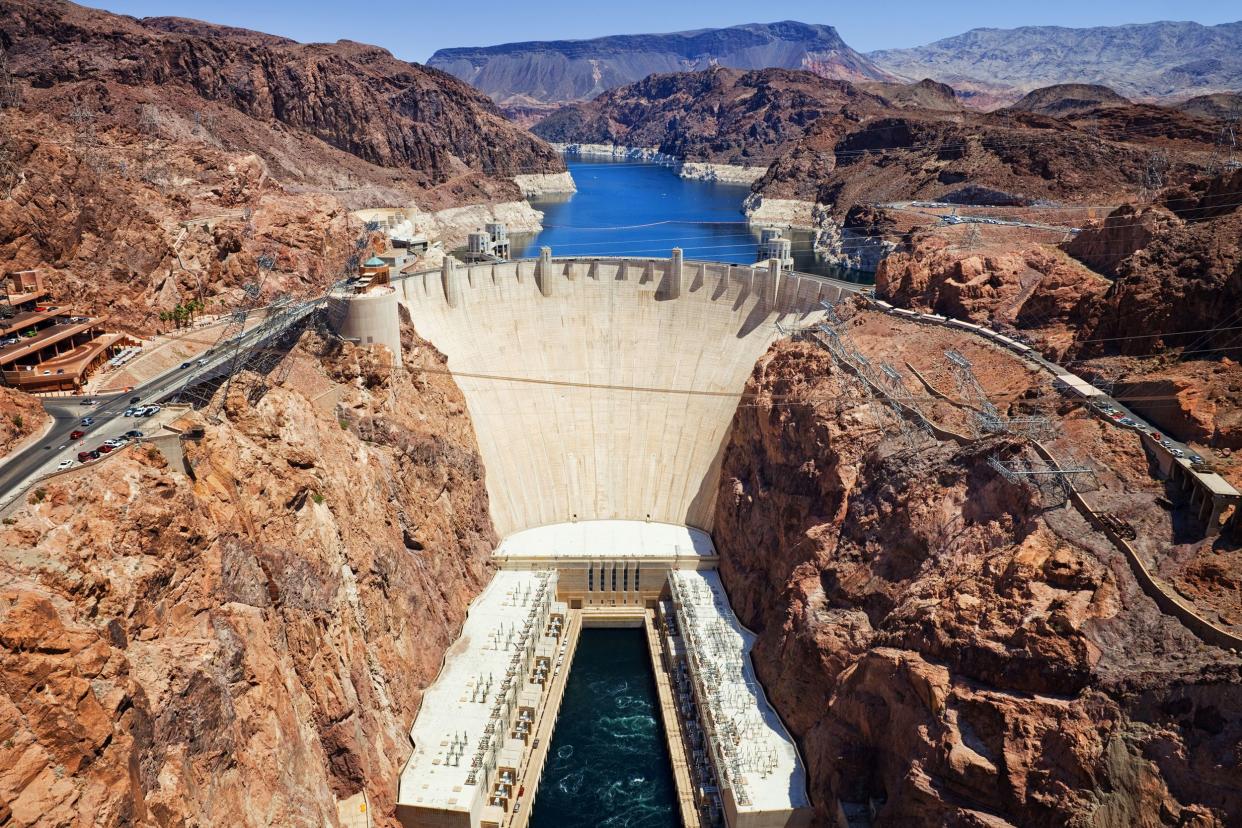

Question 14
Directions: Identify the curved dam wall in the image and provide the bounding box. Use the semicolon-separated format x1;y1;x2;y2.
396;254;858;537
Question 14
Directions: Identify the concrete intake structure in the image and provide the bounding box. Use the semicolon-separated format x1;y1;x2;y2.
396;254;860;537
327;284;403;367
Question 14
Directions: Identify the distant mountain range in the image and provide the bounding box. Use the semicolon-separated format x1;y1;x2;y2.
868;20;1242;106
426;21;893;108
430;19;1242;111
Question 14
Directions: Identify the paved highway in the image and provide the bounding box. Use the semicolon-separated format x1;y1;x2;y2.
0;297;321;510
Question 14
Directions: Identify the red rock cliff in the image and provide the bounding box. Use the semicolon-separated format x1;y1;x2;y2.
712;339;1242;826
0;325;496;826
0;0;565;334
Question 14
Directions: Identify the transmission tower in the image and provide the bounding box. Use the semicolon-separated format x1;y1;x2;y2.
138;104;160;135
988;451;1098;507
943;349;1052;439
174;251;276;411
873;361;933;448
69;99;97;148
944;349;1004;435
961;224;981;251
1138;150;1168;202
0;120;18;199
1206;118;1239;175
0;48;20;109
804;299;932;450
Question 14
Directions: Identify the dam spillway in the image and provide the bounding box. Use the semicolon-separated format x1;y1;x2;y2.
394;256;835;828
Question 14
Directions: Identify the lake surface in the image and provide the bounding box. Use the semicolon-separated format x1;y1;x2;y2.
512;159;867;282
528;628;678;828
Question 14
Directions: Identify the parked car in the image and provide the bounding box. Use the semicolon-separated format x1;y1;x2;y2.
89;449;101;459
56;459;74;470
122;407;136;417
77;451;92;462
1171;449;1186;459
124;430;144;439
1189;454;1205;465
97;443;114;454
1160;438;1173;448
70;429;85;440
1149;431;1163;440
1118;417;1138;427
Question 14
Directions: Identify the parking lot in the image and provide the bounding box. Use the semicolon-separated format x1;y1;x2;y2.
19;401;186;490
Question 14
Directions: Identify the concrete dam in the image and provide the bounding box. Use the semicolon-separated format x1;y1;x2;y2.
396;250;853;536
387;252;860;828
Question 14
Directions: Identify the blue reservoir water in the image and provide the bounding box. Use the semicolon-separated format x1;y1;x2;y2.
529;628;678;828
511;159;868;282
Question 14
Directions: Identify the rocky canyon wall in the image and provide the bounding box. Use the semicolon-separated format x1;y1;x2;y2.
0;324;497;827
711;339;1242;826
0;387;48;459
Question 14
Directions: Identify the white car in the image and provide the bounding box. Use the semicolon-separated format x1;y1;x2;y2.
56;459;74;470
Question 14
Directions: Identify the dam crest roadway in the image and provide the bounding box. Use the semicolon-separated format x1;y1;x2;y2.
393;253;847;828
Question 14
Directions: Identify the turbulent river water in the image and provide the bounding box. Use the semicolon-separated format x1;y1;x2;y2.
528;628;678;828
511;159;866;282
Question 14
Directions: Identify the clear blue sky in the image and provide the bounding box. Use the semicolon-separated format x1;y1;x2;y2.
84;1;1241;63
